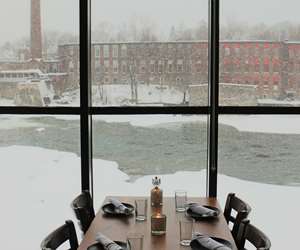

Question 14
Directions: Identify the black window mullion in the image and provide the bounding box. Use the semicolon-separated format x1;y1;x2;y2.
219;106;300;115
0;107;81;115
80;0;93;194
207;0;219;197
91;106;209;115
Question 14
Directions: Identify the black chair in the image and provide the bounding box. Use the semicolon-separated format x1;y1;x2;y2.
224;193;252;241
236;219;271;250
71;190;95;234
41;220;78;250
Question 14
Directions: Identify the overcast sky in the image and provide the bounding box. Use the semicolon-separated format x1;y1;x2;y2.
0;0;299;46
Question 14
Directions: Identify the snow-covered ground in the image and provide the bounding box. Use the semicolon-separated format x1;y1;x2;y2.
92;84;184;106
0;145;298;250
0;84;184;107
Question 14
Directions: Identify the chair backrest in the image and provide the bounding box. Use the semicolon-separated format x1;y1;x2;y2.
236;219;271;250
41;220;78;250
224;193;252;241
71;190;95;234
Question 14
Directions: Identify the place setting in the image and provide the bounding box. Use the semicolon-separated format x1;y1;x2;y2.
91;198;144;250
175;190;233;250
178;219;233;250
101;198;135;217
175;190;220;221
87;232;143;250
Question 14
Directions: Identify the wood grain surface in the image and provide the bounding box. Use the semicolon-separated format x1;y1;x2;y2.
78;196;237;250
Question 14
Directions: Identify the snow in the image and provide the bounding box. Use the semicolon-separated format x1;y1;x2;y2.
219;115;300;135
0;98;14;106
92;115;205;127
0;145;298;250
258;98;300;106
93;84;184;106
36;127;45;132
0;115;45;129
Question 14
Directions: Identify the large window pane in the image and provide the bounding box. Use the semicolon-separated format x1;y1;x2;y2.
91;0;208;106
92;115;207;208
218;115;300;249
0;0;79;106
0;115;80;249
220;0;300;106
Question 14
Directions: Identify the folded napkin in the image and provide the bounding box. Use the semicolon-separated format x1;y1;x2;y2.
191;234;231;250
108;198;130;214
95;233;122;250
188;203;217;217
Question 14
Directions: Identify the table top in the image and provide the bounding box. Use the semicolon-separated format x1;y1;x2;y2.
78;196;237;250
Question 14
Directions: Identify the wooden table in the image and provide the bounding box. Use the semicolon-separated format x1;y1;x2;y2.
78;196;237;250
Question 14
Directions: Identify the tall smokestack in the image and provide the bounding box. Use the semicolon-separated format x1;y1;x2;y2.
31;0;42;59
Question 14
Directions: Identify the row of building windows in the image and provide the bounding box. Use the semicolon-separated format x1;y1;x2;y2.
221;47;281;57
94;59;208;74
92;44;283;59
93;59;285;74
95;45;127;58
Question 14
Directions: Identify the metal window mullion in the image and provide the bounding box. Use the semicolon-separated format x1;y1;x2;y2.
80;0;93;194
219;106;300;115
0;107;81;115
90;106;210;115
207;0;219;198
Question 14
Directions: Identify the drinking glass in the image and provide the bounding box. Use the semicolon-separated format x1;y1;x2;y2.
179;220;193;246
127;233;144;250
135;199;148;221
175;190;187;212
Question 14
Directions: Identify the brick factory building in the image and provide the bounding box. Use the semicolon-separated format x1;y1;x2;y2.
59;40;299;103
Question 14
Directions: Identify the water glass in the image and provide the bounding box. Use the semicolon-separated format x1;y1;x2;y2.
135;199;148;221
179;220;194;246
175;190;187;212
127;233;144;250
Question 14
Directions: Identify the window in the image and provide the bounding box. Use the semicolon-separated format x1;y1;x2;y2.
219;115;300;250
104;60;110;73
0;116;80;249
196;60;202;73
150;60;155;73
3;1;298;249
219;2;300;248
121;45;127;57
113;60;118;73
158;60;163;73
95;46;100;58
103;45;109;58
92;115;207;209
168;60;173;73
122;61;127;74
177;59;183;72
112;45;118;58
140;60;146;73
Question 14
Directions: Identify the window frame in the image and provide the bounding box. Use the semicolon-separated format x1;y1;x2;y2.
1;0;300;201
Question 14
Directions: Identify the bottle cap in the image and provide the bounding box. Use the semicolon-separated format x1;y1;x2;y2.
152;176;161;186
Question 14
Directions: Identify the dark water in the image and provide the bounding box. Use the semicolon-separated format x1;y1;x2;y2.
0;116;299;186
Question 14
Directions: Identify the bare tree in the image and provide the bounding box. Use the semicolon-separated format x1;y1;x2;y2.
127;47;138;103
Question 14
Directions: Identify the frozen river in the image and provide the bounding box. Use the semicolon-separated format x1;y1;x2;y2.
0;115;299;186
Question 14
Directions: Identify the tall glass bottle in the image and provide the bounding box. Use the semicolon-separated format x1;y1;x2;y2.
151;176;163;207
